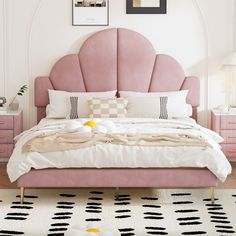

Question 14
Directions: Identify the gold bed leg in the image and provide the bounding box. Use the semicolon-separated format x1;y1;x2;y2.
20;187;25;204
210;187;215;204
115;187;119;200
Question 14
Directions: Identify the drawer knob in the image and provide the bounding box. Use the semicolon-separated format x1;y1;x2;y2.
0;150;5;153
228;122;236;124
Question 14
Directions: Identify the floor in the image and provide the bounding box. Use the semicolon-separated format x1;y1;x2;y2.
1;162;236;189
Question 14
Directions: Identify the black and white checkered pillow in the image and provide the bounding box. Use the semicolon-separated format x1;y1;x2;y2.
89;97;128;118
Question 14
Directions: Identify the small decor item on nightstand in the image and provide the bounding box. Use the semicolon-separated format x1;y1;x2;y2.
0;97;7;113
8;85;27;111
229;105;236;113
216;104;236;113
214;104;229;113
0;97;6;107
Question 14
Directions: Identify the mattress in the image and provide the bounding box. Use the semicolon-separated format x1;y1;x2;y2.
7;118;231;182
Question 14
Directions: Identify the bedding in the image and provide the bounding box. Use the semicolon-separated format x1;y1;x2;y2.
7;118;231;183
119;90;190;117
23;132;210;153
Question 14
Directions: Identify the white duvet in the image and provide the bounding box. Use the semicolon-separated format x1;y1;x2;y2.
7;118;232;183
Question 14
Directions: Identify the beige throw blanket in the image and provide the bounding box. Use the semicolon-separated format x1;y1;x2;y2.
22;131;210;153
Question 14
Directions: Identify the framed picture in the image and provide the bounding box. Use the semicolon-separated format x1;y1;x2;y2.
126;0;166;14
72;0;109;26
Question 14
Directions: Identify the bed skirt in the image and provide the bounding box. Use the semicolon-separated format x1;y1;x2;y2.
17;168;218;188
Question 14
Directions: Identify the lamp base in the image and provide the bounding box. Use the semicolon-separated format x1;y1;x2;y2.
229;105;236;113
0;106;7;114
214;104;236;113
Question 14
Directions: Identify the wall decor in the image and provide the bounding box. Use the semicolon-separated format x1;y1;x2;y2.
0;97;6;107
126;0;166;14
72;0;109;26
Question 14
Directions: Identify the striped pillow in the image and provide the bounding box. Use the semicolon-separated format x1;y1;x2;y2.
159;97;168;119
124;96;169;119
89;97;128;118
120;90;189;118
68;96;79;119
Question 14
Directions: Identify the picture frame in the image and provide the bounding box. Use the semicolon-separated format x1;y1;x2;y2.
126;0;166;14
72;0;109;26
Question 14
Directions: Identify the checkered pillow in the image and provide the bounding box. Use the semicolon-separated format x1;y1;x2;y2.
89;97;128;118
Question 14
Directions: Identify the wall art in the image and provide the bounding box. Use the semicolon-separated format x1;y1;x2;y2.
126;0;166;14
73;0;109;26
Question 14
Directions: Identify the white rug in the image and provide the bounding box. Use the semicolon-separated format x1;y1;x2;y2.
0;188;236;236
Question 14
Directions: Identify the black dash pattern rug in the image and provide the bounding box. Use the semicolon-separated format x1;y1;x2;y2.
0;188;236;236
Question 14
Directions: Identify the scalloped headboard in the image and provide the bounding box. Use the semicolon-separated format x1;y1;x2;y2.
35;28;200;123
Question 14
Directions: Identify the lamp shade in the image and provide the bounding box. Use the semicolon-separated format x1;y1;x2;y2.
222;51;236;71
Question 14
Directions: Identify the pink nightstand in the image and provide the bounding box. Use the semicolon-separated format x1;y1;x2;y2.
0;110;23;160
211;110;236;161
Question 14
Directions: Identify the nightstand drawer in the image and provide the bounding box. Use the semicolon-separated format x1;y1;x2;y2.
220;130;236;143
0;144;14;158
0;116;14;130
221;144;236;158
0;130;14;144
220;116;236;129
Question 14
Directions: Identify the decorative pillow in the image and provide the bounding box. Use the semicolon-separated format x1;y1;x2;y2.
68;96;79;119
47;90;117;118
126;96;169;119
47;90;68;118
88;98;128;118
119;90;190;118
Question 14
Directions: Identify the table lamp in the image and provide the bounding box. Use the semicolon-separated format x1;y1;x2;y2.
221;0;236;111
221;52;236;111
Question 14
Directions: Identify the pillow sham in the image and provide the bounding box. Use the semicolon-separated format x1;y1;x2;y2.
119;90;190;118
47;90;117;118
126;96;169;119
88;97;128;118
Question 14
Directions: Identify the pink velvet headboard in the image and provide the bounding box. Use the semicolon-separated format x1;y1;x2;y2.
35;28;200;123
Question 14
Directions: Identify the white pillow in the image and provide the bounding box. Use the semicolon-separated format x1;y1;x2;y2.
126;96;170;119
119;90;190;118
47;90;117;118
186;104;193;116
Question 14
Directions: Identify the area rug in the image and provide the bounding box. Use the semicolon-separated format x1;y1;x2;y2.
0;188;236;236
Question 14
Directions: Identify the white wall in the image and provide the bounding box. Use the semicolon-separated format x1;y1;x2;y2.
0;0;233;129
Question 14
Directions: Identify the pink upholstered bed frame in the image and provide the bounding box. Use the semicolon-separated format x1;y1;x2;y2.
17;28;218;191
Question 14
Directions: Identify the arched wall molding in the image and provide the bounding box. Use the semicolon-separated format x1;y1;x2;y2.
27;0;46;128
27;0;210;127
2;0;7;97
192;0;209;126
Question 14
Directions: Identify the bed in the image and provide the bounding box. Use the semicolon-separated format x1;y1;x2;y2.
7;28;231;204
